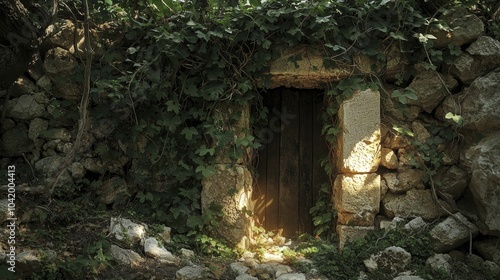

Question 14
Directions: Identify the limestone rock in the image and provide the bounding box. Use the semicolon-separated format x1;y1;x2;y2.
1;124;33;157
337;89;381;173
68;162;86;179
430;213;478;253
44;47;78;75
158;226;172;243
110;244;144;266
461;69;500;133
97;177;129;206
483;261;500;275
11;76;37;96
406;70;458;113
40;128;72;142
436;166;468;199
404;217;427;232
276;273;306;280
231;262;249;275
180;248;195;259
201;164;253;248
474;238;500;265
5;95;45;120
464;131;500;236
363;246;411;276
144;237;178;264
382;170;424;194
16;250;57;278
381;148;398;169
467;36;500;58
34;156;73;187
36;75;52;91
334;173;380;226
28;118;49;140
430;10;484;48
382;189;444;220
337;225;374;249
426;254;452;274
236;274;258;280
109;217;147;245
254;263;292;279
176;265;206;280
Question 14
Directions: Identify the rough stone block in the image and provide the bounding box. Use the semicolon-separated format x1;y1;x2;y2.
201;164;253;248
382;189;445;220
337;89;381;173
334;174;380;225
337;225;374;249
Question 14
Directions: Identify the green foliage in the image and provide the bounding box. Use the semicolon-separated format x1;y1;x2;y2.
309;225;434;280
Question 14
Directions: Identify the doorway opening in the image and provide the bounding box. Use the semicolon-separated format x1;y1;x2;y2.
253;87;330;238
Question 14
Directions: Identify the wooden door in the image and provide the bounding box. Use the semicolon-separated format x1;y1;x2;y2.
254;88;329;237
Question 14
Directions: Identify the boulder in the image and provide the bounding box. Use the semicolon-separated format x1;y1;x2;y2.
201;164;253;248
426;254;452;274
435;165;468;199
464;131;500;236
461;69;500;133
404;217;427;232
406;70;458;113
176;265;206;280
143;237;178;264
109;217;147;246
380;148;398;169
28;118;49;140
5;95;46;120
97;177;129;206
382;189;444;220
430;10;484;48
363;246;411;276
430;213;478;253
34;156;73;187
474;238;500;265
109;244;144;266
1;124;33;157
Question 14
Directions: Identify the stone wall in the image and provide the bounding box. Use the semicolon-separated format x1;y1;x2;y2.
1;11;500;261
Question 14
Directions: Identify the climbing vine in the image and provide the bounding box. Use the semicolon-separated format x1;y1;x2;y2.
76;0;498;236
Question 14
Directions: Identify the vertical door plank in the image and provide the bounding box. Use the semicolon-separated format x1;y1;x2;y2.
299;93;314;234
279;90;300;237
254;113;268;228
265;91;281;232
312;93;330;231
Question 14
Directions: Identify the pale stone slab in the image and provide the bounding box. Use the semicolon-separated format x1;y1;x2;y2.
337;89;381;173
334;174;380;225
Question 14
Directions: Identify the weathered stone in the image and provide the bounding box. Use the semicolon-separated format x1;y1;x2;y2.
411;121;431;143
68;162;86;179
483;261;500;275
180;248;195;259
382;94;421;122
16;250;57;278
381;148;398;169
158;226;172;243
426;254;452;274
28;118;49;140
36;75;52;91
466;254;485;267
144;237;178;264
404;217;427;233
1;124;33;157
474;238;500;265
82;157;105;173
406;70;458;113
109;217;147;245
436;166;468;199
236;274;258;280
464;131;500;236
467;36;500;57
56;142;73;154
334;174;380;226
430;213;478;253
382;189;444;220
35;157;73;187
380;178;388;200
201;164;253;248
97;177;129;206
268;45;351;89
40;128;72;142
44;47;77;75
110;244;144;266
231;262;249;275
276;273;306;280
11;76;37;96
337;89;381;173
383;131;410;150
1;118;15;130
176;265;206;280
363;246;411;276
254;263;292;278
383;170;424;194
461;69;500;133
430;10;484;48
5;95;45;120
336;225;374;249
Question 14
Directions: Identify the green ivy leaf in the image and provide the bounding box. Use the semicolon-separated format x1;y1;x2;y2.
181;127;198;140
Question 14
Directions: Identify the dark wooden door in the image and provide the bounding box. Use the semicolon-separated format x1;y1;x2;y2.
254;88;329;237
